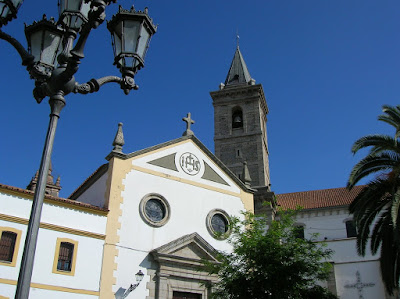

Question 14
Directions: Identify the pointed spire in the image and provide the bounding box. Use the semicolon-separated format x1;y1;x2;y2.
241;161;252;187
47;161;54;184
224;46;255;87
112;122;125;153
182;113;195;136
56;176;61;187
26;162;62;197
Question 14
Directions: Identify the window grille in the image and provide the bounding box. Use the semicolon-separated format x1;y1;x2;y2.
57;242;74;271
0;231;17;262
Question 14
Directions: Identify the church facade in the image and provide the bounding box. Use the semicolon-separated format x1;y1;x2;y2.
0;47;392;299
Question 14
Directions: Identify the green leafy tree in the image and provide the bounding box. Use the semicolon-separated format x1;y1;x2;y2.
347;105;400;295
203;210;337;299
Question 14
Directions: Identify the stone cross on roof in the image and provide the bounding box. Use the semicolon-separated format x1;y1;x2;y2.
182;112;195;136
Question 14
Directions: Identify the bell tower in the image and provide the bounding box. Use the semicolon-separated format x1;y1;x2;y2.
210;46;270;188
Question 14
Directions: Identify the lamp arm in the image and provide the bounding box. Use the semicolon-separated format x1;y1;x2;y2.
74;74;138;95
0;29;34;68
74;76;121;94
121;283;139;299
64;1;109;79
68;0;108;62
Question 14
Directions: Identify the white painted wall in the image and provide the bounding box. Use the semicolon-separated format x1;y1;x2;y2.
0;192;107;235
119;170;245;253
294;208;386;298
28;288;99;299
334;261;385;299
0;191;107;298
74;172;108;208
296;208;351;241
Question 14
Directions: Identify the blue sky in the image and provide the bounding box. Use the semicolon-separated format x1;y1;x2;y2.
0;0;399;197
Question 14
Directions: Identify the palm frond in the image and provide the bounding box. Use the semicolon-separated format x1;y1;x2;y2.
391;190;400;229
349;180;392;255
348;105;400;295
351;135;399;154
379;105;400;127
379;221;400;295
347;154;399;188
370;209;390;255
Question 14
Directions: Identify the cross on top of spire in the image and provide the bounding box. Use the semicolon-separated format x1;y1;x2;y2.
182;112;195;136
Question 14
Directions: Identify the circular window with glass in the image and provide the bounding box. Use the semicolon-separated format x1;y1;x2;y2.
139;194;170;227
206;209;231;240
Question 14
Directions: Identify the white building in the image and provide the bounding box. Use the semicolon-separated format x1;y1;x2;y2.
0;183;106;298
275;187;388;299
0;46;391;298
0;132;254;298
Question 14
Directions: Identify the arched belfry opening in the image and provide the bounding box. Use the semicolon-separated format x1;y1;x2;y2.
232;107;243;129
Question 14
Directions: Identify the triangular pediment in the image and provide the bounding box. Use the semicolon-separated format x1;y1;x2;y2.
125;136;251;194
151;232;219;263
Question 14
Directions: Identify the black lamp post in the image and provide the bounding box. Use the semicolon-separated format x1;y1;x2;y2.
0;1;156;298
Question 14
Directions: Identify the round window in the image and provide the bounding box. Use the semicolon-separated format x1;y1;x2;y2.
211;214;228;234
145;199;166;222
206;209;231;240
139;194;170;227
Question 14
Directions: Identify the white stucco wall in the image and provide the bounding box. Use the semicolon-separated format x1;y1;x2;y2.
74;171;109;208
0;191;107;298
334;260;385;299
296;208;351;241
295;208;386;298
0;192;107;234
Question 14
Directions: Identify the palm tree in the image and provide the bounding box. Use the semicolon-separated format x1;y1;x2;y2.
347;105;400;295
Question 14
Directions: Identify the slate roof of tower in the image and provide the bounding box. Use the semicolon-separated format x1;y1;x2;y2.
224;46;253;86
276;185;365;210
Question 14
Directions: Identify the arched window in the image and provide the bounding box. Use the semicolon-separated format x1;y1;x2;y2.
345;220;357;238
232;107;243;129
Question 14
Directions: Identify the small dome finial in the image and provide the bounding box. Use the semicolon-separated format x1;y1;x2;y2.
112;122;125;153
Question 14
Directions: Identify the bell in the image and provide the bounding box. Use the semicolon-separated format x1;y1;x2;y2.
233;115;242;126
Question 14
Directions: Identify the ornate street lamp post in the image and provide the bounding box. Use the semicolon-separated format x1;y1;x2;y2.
115;270;145;299
0;1;156;298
